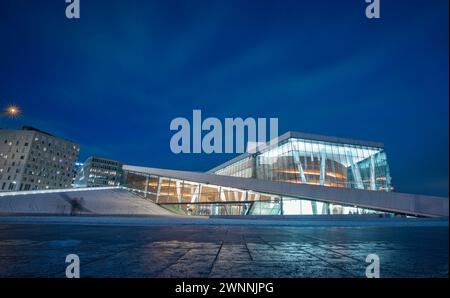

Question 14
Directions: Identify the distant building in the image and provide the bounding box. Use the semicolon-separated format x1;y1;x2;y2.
0;126;80;191
74;156;123;188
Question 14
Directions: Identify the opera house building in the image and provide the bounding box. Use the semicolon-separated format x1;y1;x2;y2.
121;132;448;218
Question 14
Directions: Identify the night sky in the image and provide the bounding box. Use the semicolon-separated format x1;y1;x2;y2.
0;0;448;196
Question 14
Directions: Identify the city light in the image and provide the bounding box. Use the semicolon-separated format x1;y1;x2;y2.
2;104;21;118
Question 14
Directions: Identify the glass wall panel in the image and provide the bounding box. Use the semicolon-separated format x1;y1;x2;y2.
199;185;220;203
214;137;393;192
180;181;199;203
214;157;255;178
158;177;178;203
123;172;147;191
122;170;397;217
249;200;281;215
147;176;158;193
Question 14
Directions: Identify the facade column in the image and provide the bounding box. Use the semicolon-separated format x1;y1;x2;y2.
144;175;149;196
176;180;182;203
291;142;307;182
346;152;364;189
370;156;376;191
220;187;227;201
280;197;284;215
156;176;162;203
319;153;326;186
191;183;201;203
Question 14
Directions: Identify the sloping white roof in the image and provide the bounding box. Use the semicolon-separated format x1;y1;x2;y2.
0;187;174;216
124;165;449;218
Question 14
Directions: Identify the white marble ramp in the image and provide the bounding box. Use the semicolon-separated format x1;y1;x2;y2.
0;188;174;216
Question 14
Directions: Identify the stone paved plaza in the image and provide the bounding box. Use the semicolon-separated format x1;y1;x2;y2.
0;216;448;278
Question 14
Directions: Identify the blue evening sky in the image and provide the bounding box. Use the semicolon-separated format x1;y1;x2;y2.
0;0;448;196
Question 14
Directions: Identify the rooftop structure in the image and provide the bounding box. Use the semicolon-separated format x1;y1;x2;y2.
209;131;392;192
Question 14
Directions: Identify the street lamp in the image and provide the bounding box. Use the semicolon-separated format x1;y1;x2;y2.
1;105;21;118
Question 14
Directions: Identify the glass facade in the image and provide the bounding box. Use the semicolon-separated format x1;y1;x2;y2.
122;170;394;216
213;137;393;192
121;133;398;216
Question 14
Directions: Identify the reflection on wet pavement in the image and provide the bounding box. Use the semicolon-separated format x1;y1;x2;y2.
0;219;447;277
